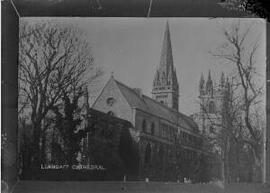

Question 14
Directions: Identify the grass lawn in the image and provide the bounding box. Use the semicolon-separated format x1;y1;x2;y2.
13;181;269;193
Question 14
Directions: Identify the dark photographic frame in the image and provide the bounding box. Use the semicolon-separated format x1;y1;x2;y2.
1;0;269;192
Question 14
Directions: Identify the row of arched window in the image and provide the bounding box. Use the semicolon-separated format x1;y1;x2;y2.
144;143;166;165
159;123;176;141
181;148;197;161
180;131;202;148
142;119;177;141
144;142;199;166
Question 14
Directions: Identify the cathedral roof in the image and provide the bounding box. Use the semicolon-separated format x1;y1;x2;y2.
113;78;199;133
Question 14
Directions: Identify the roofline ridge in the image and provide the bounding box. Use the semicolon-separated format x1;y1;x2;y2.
112;78;198;131
114;78;178;114
114;79;143;97
114;79;151;111
143;95;199;131
142;91;190;118
91;76;113;108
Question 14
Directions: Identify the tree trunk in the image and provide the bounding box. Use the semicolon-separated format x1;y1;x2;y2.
221;135;230;184
221;152;225;183
68;145;74;169
31;120;42;179
40;131;46;165
252;149;262;182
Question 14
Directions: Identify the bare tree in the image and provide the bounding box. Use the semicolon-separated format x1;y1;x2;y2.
199;79;240;183
210;20;264;182
19;20;101;173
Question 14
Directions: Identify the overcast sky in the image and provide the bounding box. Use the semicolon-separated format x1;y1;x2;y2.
23;17;266;115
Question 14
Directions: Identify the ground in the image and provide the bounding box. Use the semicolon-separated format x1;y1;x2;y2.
12;181;270;193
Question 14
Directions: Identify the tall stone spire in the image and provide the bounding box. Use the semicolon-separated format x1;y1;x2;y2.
206;70;213;95
159;21;174;74
199;73;205;95
152;21;179;111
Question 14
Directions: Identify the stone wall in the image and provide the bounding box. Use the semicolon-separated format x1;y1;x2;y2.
92;78;133;123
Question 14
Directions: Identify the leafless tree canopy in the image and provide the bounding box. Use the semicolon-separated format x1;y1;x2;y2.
18;20;100;168
206;21;265;182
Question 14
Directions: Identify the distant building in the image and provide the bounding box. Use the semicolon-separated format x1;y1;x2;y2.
192;70;232;138
191;70;232;175
91;22;207;181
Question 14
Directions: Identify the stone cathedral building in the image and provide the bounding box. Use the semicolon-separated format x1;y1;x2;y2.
191;70;233;179
192;70;232;136
91;22;207;181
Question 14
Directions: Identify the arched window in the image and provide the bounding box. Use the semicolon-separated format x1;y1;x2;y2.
142;119;147;132
145;143;152;165
209;101;215;113
151;122;155;135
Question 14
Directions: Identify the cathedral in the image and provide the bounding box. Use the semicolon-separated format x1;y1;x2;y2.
91;22;207;181
191;70;232;180
192;70;232;137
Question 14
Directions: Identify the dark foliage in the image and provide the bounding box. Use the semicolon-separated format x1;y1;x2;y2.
245;0;269;20
52;90;86;168
174;145;212;183
118;127;140;178
85;115;140;180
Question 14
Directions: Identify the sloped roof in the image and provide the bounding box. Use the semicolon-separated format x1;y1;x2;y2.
114;78;199;133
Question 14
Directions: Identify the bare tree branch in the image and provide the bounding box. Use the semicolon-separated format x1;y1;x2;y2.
18;20;101;170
